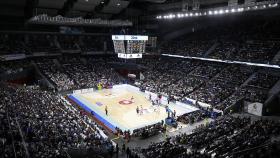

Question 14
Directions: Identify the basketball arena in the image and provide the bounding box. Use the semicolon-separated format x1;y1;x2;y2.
1;0;280;158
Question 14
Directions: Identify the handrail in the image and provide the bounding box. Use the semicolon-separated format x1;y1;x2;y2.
6;110;17;158
15;117;30;158
230;141;271;156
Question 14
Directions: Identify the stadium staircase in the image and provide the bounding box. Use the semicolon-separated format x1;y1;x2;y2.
271;49;280;65
269;79;280;96
240;72;257;87
203;42;219;57
54;37;61;50
53;59;62;68
15;117;30;158
217;72;258;112
31;61;56;90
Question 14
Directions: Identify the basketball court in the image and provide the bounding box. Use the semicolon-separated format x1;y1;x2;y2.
69;84;198;132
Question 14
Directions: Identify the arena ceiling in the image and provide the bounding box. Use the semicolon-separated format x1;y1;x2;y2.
0;0;232;20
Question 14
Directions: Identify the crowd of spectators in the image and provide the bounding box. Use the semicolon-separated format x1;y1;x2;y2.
137;57;280;111
36;59;76;91
177;110;209;124
247;72;280;89
132;122;165;138
161;40;214;57
142;140;211;158
233;140;280;158
160;19;280;65
1;54;279;113
0;34;29;55
36;56;123;91
0;33;112;55
25;34;60;53
57;35;80;51
0;83;113;158
79;36;109;52
141;116;280;158
0;60;31;74
219;71;280;110
0;84;27;158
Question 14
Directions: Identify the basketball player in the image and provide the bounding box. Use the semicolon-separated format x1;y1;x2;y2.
136;106;139;115
140;105;143;115
130;96;134;102
173;110;176;118
105;106;108;116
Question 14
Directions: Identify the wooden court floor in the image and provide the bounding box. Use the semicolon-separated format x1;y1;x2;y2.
77;88;168;131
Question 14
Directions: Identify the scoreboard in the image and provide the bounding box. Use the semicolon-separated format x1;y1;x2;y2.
112;35;148;59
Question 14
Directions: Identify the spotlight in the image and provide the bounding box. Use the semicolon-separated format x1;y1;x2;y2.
231;8;236;12
237;8;244;12
195;13;199;16
214;10;218;14
185;13;189;17
189;13;193;16
225;9;229;13
219;10;224;14
209;11;213;15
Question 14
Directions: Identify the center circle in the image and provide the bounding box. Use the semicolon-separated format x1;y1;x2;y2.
119;99;133;105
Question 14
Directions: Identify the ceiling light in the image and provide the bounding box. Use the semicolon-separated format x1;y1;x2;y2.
237;8;244;12
117;3;120;6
